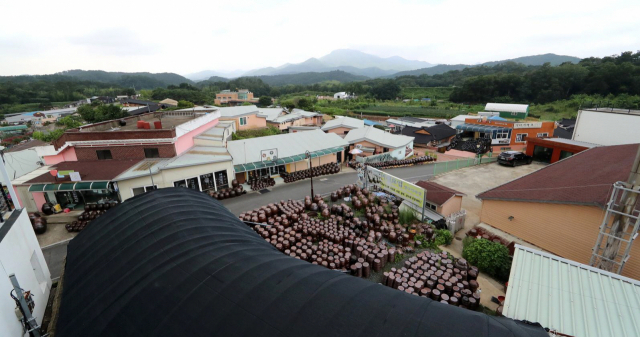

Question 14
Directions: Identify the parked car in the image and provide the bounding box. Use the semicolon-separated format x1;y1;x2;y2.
498;151;533;167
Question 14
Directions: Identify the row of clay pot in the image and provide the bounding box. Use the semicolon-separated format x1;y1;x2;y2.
282;163;340;183
210;186;245;200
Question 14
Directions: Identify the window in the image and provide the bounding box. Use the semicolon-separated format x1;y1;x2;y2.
144;148;160;158
536;133;548;138
172;178;199;190
427;202;437;211
132;185;157;196
200;173;215;191
239;117;247;126
173;180;187;188
495;130;509;139
215;170;229;190
96;150;112;160
515;133;527;143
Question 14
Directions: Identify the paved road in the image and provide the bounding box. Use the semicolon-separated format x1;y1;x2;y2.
221;164;434;215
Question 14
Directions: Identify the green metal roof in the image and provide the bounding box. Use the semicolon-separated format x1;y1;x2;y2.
234;146;345;173
456;123;510;133
28;184;46;192
28;181;111;192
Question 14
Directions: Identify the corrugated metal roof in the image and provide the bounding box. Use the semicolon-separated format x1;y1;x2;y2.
343;126;414;148
542;137;599;148
227;130;347;165
485;103;529;113
504;245;640;337
217;105;260;117
321;116;364;130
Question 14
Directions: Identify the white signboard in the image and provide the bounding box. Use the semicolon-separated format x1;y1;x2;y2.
70;172;82;182
261;148;278;162
365;166;425;207
513;122;542;129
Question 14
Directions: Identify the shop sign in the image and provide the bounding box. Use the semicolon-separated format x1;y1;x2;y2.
491;138;510;145
365;166;424;207
513;122;542;129
261;148;278;162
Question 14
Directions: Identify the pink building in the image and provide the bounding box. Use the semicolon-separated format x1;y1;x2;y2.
15;110;235;212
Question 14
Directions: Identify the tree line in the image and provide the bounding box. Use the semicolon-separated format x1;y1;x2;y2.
450;51;640;105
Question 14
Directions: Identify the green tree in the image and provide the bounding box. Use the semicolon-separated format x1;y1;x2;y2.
462;238;512;281
32;129;65;142
56;116;82;129
177;100;195;108
371;80;401;100
258;96;272;107
78;104;127;123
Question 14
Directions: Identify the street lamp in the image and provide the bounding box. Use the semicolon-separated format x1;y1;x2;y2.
305;150;314;198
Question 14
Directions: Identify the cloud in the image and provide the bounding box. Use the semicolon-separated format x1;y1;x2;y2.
0;0;638;75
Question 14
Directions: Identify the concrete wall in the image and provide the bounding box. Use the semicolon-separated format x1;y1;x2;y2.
573;110;640;145
0;210;51;337
480;199;640;280
439;195;462;217
15;185;38;212
1;150;42;184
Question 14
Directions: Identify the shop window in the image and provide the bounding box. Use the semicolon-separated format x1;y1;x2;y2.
560;150;574;160
132;185;157;196
515;133;527;143
96;150;113;160
240;117;247;126
186;177;199;191
173;180;187;188
215;170;229;190
144;148;160;158
200;173;215;191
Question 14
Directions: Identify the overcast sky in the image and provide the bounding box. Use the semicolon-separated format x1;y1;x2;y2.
1;0;638;76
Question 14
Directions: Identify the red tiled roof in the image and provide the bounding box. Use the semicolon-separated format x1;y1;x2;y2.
26;160;139;184
477;143;640;207
5;139;48;153
416;181;465;206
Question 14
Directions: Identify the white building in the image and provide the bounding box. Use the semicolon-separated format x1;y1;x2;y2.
333;92;350;99
573;108;640;145
449;114;482;128
0;209;52;336
343;126;414;160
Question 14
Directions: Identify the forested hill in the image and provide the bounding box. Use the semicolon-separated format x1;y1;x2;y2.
250;70;368;86
392;53;581;77
56;70;193;88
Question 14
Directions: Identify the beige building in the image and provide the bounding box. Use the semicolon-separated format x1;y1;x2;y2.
477;143;640;280
321;116;364;136
258;108;323;131
214;89;259;106
416;181;464;216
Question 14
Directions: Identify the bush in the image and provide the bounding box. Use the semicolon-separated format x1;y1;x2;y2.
434;229;453;246
398;209;417;225
462;238;512;281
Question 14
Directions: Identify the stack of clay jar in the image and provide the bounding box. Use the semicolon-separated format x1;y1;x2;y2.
381;250;481;310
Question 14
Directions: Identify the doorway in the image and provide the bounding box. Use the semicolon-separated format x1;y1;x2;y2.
337;151;342;163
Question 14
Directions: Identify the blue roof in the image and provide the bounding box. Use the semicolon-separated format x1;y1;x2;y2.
363;119;380;126
488;116;507;121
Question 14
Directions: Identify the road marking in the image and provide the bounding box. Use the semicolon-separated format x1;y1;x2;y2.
320;178;328;181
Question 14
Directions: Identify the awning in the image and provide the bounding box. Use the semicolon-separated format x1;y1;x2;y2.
456;123;510;133
28;181;111;192
234;146;345;173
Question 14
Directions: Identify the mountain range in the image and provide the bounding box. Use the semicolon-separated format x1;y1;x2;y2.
187;50;581;81
391;53;582;77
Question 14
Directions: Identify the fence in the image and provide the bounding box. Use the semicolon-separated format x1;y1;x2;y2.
432;156;497;175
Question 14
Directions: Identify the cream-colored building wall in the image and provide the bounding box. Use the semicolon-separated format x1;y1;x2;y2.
439;196;462;217
480;200;640;280
117;161;234;201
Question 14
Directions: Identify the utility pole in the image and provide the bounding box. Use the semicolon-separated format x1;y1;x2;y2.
305;150;314;197
10;274;44;337
591;144;640;273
